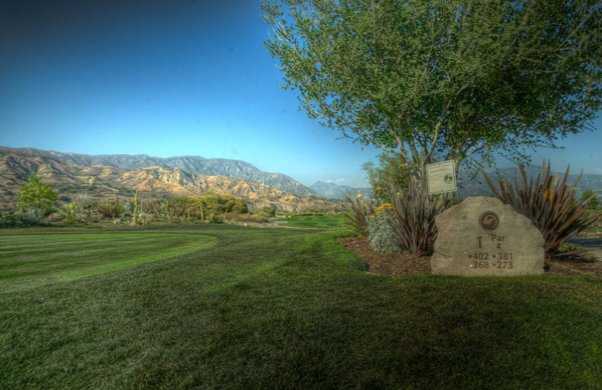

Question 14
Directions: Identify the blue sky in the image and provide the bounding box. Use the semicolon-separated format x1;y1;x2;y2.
0;1;600;187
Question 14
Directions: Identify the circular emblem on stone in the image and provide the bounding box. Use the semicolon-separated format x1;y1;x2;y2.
479;211;499;231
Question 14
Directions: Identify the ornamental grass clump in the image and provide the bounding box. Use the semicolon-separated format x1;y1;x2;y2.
483;163;599;257
389;178;453;257
344;195;374;237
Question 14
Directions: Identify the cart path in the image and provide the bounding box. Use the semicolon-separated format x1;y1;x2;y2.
570;238;602;261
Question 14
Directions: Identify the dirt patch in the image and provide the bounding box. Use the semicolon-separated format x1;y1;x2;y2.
341;237;430;276
341;237;602;278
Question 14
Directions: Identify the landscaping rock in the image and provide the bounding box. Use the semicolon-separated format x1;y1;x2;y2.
431;196;544;276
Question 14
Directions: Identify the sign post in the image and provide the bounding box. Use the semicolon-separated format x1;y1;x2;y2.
426;160;457;195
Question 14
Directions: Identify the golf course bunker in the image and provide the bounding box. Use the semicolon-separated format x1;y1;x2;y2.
0;231;217;292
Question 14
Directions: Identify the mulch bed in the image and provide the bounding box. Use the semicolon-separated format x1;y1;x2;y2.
546;258;602;277
341;237;431;276
341;237;602;278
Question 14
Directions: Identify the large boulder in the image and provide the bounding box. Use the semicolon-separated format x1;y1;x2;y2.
431;197;544;276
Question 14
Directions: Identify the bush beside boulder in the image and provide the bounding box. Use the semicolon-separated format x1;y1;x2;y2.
368;210;400;254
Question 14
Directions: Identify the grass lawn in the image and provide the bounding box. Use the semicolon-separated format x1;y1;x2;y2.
283;213;348;229
1;221;601;389
0;231;216;293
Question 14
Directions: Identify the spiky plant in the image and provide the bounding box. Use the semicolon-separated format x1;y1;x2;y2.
483;163;599;257
344;195;374;237
389;178;453;256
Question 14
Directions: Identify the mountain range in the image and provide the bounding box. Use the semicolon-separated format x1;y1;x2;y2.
0;146;344;212
458;165;602;198
309;181;372;200
3;147;314;194
3;146;597;212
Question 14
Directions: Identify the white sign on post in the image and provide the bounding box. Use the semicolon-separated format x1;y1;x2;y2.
426;160;457;195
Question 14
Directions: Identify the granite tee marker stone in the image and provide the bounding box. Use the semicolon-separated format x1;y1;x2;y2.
431;197;545;276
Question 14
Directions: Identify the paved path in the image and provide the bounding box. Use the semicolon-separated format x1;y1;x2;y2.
570;238;602;260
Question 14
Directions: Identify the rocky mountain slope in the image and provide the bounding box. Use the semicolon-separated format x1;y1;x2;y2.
310;181;372;200
1;146;314;196
0;147;335;212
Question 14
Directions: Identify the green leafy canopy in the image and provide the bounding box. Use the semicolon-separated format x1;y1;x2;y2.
17;175;58;217
264;0;601;170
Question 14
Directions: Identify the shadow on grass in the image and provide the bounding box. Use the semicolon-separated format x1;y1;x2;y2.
1;227;600;389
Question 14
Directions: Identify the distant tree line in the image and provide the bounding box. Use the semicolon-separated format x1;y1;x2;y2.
0;175;281;228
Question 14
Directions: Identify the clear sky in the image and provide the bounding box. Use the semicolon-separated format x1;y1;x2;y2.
1;1;600;187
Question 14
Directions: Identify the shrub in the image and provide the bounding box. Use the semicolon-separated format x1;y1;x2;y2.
483;163;599;257
17;175;58;218
201;193;249;216
367;210;400;254
257;205;277;218
0;210;45;228
0;212;15;228
73;196;102;224
142;198;164;220
223;213;269;223
58;203;79;225
389;178;452;256
224;197;248;214
209;213;224;223
162;194;249;223
138;212;154;225
96;198;125;219
164;197;201;222
344;195;374;237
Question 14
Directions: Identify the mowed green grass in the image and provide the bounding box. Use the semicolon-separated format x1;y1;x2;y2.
284;213;348;229
1;222;602;389
0;231;216;292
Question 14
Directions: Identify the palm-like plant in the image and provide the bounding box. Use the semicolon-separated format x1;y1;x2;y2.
389;178;453;256
483;163;599;257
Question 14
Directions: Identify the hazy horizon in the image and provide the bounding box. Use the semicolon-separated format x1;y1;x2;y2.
1;0;600;187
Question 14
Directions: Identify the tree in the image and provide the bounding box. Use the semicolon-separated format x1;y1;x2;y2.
581;189;600;209
363;152;411;203
17;175;58;218
264;0;601;174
